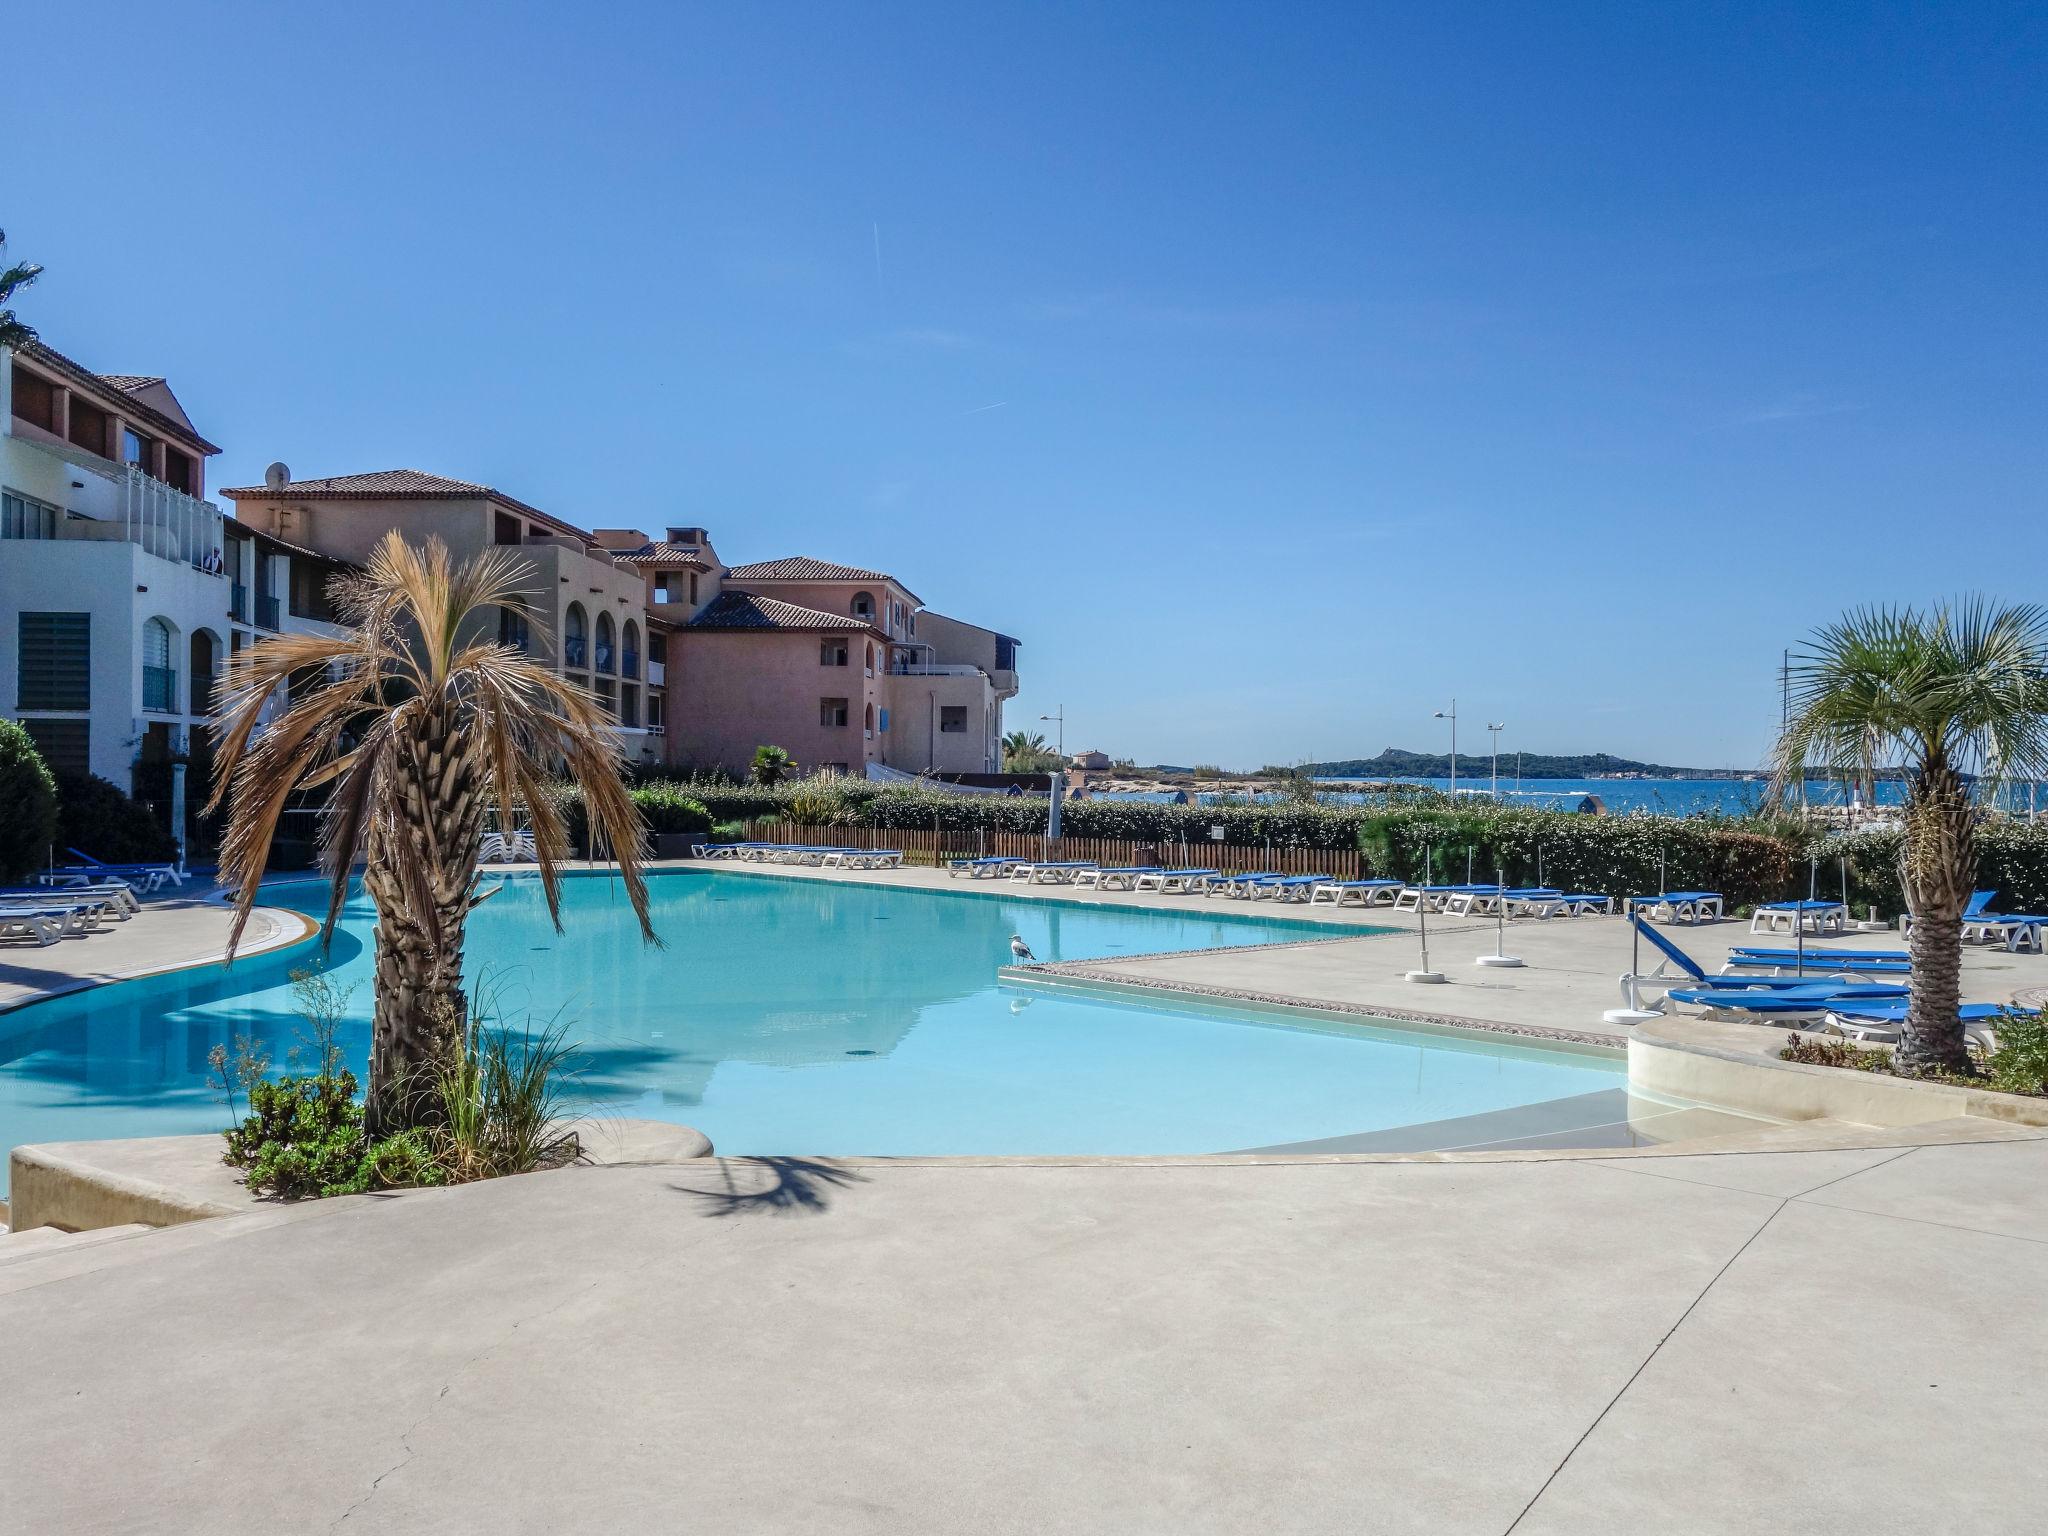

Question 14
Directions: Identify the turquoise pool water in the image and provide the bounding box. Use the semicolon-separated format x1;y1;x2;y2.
0;870;1624;1184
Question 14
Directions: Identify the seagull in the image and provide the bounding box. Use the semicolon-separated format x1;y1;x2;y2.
1009;934;1036;962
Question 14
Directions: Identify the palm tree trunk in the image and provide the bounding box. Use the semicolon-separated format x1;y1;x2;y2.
1898;763;1974;1076
362;703;486;1132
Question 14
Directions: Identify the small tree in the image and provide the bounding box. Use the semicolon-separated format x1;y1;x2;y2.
1774;599;2048;1073
0;227;42;351
750;745;794;786
0;719;59;880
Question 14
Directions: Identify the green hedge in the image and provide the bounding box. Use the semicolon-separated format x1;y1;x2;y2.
1351;807;1794;911
560;776;2048;914
56;773;179;865
1811;823;2048;918
0;721;60;882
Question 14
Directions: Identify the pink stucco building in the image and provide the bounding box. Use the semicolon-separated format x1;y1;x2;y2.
594;527;1020;777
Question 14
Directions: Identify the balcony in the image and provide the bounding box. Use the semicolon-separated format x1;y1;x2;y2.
893;662;985;679
142;665;179;713
647;660;665;686
231;583;250;623
256;594;281;631
564;636;588;669
621;652;639;681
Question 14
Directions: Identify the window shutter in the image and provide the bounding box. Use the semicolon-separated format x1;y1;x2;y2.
18;612;90;711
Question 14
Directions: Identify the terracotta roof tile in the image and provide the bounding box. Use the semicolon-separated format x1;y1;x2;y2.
221;469;495;498
686;592;876;633
17;341;222;455
612;542;710;569
724;556;895;584
97;374;165;394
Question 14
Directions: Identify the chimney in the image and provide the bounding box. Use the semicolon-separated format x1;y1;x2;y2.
665;525;708;545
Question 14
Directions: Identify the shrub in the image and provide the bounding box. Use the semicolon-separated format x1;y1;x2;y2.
1813;822;2048;920
55;772;179;864
1985;1011;2048;1097
433;1012;582;1181
0;720;59;881
1778;1032;1890;1072
630;783;711;835
750;745;795;785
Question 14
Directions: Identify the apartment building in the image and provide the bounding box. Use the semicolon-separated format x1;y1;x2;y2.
1;341;359;852
223;471;669;764
593;526;1020;777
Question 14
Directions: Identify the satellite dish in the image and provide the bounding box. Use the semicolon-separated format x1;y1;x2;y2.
263;461;291;490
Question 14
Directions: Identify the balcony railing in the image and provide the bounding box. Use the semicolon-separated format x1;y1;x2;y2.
231;583;250;623
564;636;588;669
142;665;178;713
256;594;281;631
892;662;985;678
595;643;615;674
647;660;665;686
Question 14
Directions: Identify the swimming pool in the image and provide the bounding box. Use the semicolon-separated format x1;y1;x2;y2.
0;869;1632;1185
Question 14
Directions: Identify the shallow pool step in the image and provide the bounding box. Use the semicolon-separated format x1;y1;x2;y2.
0;1222;154;1269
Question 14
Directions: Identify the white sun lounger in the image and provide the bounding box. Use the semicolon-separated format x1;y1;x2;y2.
1751;901;1846;936
1073;867;1162;890
0;907;68;946
0;882;138;918
1009;862;1098;885
1307;879;1402;907
819;849;903;869
1132;868;1221;893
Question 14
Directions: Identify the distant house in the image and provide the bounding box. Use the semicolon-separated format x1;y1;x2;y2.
226;471;669;768
1070;749;1111;771
597;526;1020;778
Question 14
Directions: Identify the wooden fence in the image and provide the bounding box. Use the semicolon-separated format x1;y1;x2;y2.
741;820;1370;878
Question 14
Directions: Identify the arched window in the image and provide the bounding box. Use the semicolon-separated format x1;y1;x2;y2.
142;617;177;713
564;603;588;671
622;619;641;680
595;612;616;674
851;591;874;622
864;641;875;675
864;701;875;739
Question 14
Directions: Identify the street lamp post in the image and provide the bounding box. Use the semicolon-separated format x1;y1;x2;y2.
1433;700;1457;797
1487;721;1505;799
1039;708;1065;760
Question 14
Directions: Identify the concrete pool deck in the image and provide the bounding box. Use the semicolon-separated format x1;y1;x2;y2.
5;1135;2047;1532
0;879;310;1015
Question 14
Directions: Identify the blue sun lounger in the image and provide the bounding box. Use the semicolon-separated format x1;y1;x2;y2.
1821;999;2034;1052
1307;878;1404;907
0;881;140;917
1626;891;1725;925
1665;981;1909;1022
1133;869;1222;893
1257;875;1335;903
1210;872;1287;898
1724;945;1911;977
1619;916;1891;1014
1074;866;1163;890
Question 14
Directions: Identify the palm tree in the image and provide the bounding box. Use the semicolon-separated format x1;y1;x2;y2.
750;744;794;785
1002;730;1052;772
209;532;657;1130
0;229;44;351
1773;599;2048;1073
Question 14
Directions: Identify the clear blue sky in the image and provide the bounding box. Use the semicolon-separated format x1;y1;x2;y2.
9;2;2042;769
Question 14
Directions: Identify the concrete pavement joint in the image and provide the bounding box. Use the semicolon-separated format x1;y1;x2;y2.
1501;1199;1789;1535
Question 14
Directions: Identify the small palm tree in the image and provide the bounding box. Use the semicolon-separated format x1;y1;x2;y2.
1001;730;1052;772
750;744;794;785
1774;598;2048;1073
209;532;657;1131
0;229;44;351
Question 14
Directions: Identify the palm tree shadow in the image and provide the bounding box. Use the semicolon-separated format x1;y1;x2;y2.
671;1156;868;1218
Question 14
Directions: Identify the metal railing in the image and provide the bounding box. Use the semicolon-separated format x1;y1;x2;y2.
256;594;281;630
564;636;588;668
231;583;250;622
142;665;179;713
